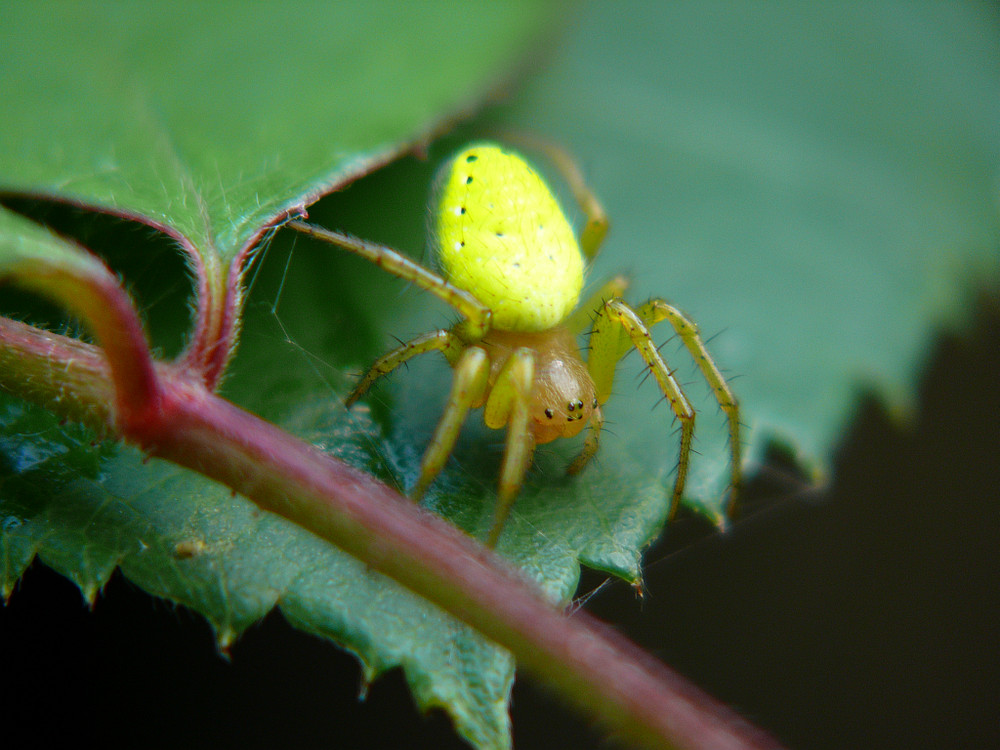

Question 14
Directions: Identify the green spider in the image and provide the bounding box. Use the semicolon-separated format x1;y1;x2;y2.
289;141;741;545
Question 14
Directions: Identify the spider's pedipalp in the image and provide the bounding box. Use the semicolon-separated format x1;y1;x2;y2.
483;347;536;545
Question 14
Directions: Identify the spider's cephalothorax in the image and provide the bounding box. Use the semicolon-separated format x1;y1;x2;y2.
289;142;741;546
477;327;597;445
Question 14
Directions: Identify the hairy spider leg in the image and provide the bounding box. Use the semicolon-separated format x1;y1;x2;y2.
635;300;743;519
411;346;490;503
482;348;536;546
345;330;466;407
586;299;696;522
287;220;492;341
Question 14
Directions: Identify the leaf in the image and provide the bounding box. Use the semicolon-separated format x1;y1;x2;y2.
0;393;515;749
1;2;548;258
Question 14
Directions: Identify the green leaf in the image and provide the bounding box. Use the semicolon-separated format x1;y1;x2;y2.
0;393;515;749
1;2;547;259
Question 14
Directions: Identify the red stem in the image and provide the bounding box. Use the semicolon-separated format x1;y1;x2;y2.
1;314;782;750
150;377;781;750
1;229;783;749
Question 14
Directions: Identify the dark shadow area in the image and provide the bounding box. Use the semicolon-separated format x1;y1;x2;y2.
1;564;467;749
0;197;193;359
2;290;998;749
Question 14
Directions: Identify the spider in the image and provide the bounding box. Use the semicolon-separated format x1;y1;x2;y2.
288;141;741;546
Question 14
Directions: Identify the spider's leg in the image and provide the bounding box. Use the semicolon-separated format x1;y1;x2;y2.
287;220;492;341
636;300;742;518
411;346;490;503
482;348;536;546
587;299;695;522
565;276;629;335
564;277;628;468
567;405;603;475
346;329;465;407
544;146;609;260
501;135;609;259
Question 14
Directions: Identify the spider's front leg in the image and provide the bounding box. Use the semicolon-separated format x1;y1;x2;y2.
482;348;537;546
288;220;492;340
345;329;467;407
565;275;629;335
587;299;696;522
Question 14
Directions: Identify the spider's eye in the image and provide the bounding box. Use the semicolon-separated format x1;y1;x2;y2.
592;398;598;408
544;408;554;419
567;401;575;412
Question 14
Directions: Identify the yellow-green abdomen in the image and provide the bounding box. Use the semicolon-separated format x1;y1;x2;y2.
432;143;584;332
